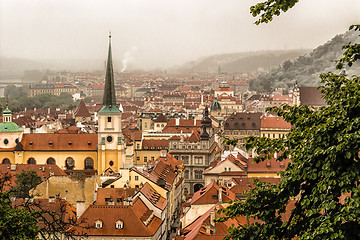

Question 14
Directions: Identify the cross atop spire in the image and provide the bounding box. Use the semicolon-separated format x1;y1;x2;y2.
99;33;121;113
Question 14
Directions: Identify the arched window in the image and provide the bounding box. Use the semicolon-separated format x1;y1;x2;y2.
65;157;75;170
2;158;10;164
115;220;124;229
46;158;55;165
94;219;103;229
84;157;94;170
27;157;36;164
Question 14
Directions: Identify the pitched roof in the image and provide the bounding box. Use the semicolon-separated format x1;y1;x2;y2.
261;116;291;129
20;133;97;151
139;182;168;210
95;188;137;205
0;164;66;191
229;177;280;197
74;100;91;117
247;155;290;173
190;181;237;205
142;139;168;150
223;112;262;130
182;204;239;240
73;198;162;237
153;113;168;123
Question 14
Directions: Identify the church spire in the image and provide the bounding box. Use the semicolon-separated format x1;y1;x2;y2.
99;33;121;113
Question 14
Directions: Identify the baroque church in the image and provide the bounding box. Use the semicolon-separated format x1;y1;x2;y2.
0;34;128;174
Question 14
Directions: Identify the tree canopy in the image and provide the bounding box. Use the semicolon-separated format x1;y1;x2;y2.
218;1;360;239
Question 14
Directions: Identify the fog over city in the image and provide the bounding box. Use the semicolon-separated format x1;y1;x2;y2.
1;0;359;71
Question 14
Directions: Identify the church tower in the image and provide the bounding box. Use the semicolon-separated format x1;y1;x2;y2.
97;34;127;173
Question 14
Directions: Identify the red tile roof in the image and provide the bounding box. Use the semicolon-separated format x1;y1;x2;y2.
0;164;66;191
190;181;237;205
74;100;91;117
95;188;137;205
142;139;168;150
73;198;163;237
182;204;239;240
20;133;98;151
261;116;291;129
247;155;290;173
139;182;167;210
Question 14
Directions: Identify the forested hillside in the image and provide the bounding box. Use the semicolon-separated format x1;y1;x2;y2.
249;30;360;92
171;50;308;74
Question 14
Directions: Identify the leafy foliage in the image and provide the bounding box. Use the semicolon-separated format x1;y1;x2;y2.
218;2;360;239
250;0;299;25
336;25;360;69
11;170;42;199
219;71;360;239
0;173;39;239
2;85;78;112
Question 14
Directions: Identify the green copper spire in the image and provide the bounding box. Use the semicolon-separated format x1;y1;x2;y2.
99;33;121;113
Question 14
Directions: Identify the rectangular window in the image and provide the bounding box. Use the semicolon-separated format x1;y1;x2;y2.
107;117;112;122
194;157;203;165
151;156;154;161
136;157;140;161
181;156;189;164
135;176;139;181
144;157;147;162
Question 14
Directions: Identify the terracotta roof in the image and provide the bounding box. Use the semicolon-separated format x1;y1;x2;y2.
139;182;167;210
247;155;290;173
14;198;76;230
299;87;326;106
95;188;137;205
182;204;239;240
230;177;280;197
186;131;200;143
20;133;97;151
56;125;82;134
203;154;247;175
142;139;168;150
122;129;142;142
73;198;162;237
0;164;66;191
190;181;237;205
215;87;233;91
74;100;91;117
261;116;291;129
153;113;167;123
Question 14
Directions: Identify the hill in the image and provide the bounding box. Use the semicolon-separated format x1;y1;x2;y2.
249;30;360;93
170;50;309;74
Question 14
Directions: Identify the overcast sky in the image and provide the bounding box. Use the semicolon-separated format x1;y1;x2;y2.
0;0;359;70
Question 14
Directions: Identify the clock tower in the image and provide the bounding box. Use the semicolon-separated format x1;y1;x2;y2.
97;34;127;173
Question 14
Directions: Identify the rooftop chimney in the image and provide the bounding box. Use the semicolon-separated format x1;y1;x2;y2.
76;201;86;219
218;184;223;204
10;164;16;171
210;210;215;228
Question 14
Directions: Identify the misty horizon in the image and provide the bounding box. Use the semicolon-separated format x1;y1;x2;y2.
1;0;359;72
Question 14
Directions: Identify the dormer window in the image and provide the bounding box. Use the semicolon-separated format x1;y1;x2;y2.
115;220;124;229
95;219;103;229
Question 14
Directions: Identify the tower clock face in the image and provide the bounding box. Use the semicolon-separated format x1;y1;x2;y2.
106;135;113;143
